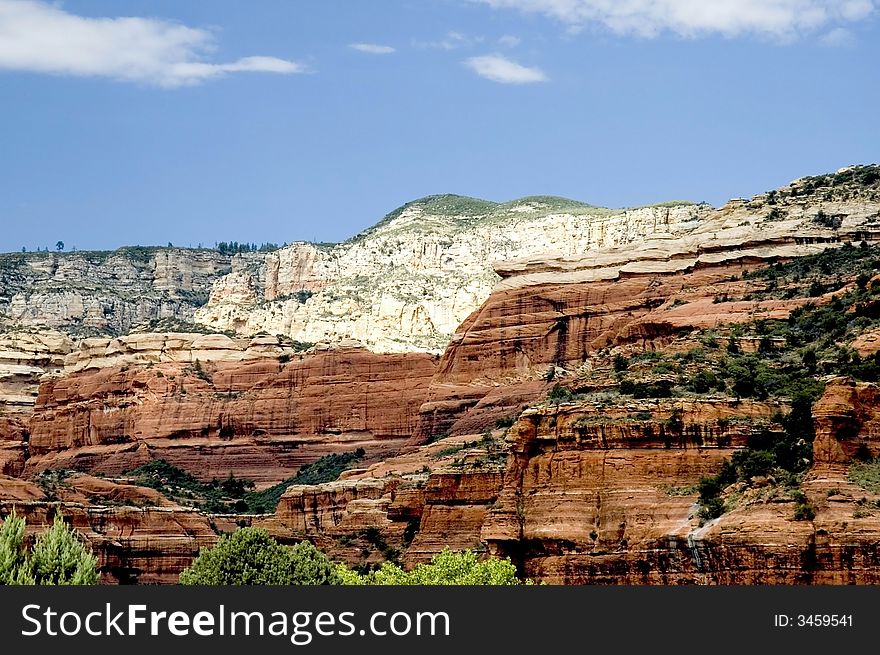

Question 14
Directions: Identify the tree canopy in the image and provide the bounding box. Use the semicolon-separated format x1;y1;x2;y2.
179;527;343;585
339;548;525;586
0;511;98;585
180;526;526;586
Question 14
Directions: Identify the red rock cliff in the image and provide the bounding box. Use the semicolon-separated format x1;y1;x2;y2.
27;347;437;485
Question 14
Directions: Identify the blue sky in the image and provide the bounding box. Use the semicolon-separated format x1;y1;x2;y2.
0;0;878;252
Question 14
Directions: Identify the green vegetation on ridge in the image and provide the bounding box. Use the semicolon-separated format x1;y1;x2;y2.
123;451;366;515
350;192;698;242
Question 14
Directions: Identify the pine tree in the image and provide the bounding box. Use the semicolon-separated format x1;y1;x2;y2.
27;515;98;585
7;512;98;585
0;510;34;585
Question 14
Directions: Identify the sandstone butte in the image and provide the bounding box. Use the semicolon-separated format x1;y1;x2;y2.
2;165;880;584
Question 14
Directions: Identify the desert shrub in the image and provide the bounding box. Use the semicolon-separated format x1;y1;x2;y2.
547;384;573;402
618;378;673;398
687;369;723;393
793;502;816;521
179;528;342;585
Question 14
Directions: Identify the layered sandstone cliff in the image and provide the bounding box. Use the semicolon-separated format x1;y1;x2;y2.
264;166;880;583
415;166;880;440
25;339;436;486
3;165;880;585
195;198;706;352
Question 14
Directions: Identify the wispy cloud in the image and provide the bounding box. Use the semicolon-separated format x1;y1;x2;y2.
470;0;876;39
349;43;396;54
497;34;522;47
415;31;483;50
464;53;547;84
0;0;306;87
821;26;857;44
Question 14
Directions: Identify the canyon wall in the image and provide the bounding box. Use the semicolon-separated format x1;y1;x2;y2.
195;198;706;352
3;166;880;584
25;336;436;485
0;248;232;336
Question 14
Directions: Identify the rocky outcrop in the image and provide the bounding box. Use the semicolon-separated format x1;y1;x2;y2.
0;330;74;476
26;341;437;485
480;400;758;583
0;473;227;584
812;379;880;465
0;248;232;337
196;198;706;352
406;470;504;565
415;168;880;440
0;329;72;412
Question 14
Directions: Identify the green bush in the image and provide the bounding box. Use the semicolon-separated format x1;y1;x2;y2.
698;497;726;523
793;502;816;521
0;511;97;585
547;384;573;402
341;548;525;586
731;449;776;479
618;378;673;398
687;369;723;393
179;528;342;585
180;530;526;586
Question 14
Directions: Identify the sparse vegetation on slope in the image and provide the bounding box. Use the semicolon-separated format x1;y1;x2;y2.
123;451;366;515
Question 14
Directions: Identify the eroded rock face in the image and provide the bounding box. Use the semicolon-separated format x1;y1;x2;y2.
196;199;706;353
3;167;880;584
0;248;232;336
0;474;227;584
415;170;880;441
26;344;437;485
0;502;221;585
812;378;880;465
0;329;72;413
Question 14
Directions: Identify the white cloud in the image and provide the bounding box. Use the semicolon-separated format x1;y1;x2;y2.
464;53;547;83
471;0;876;39
0;0;306;87
349;43;396;54
821;26;856;44
498;34;522;47
415;31;483;50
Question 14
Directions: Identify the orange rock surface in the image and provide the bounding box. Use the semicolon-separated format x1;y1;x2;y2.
26;348;437;485
0;474;222;584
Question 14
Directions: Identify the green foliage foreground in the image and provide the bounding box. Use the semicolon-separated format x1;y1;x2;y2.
336;548;525;586
180;526;525;586
180;528;342;585
0;510;98;585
